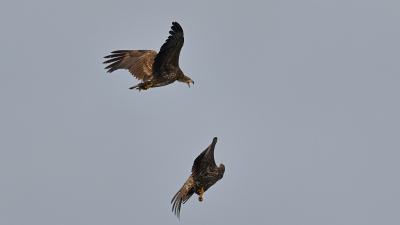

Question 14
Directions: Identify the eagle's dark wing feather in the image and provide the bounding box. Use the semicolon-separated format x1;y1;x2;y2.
198;171;220;192
103;50;156;81
202;137;218;168
192;137;218;177
153;22;184;74
171;175;195;219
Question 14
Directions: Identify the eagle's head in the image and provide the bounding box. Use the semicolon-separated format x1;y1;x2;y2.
218;163;225;179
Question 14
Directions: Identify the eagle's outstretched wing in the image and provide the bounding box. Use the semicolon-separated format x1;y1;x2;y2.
171;175;195;219
192;137;218;177
103;50;156;81
153;22;184;74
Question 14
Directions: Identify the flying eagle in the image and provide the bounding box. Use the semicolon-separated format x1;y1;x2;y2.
171;137;225;219
103;22;194;91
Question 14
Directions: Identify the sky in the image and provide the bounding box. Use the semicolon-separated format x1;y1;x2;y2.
1;0;399;224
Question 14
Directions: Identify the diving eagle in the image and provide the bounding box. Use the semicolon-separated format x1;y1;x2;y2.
171;137;225;219
103;22;194;91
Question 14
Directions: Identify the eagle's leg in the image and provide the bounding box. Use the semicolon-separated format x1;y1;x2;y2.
198;187;204;202
144;82;153;89
130;82;154;91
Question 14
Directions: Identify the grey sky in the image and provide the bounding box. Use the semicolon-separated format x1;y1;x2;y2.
1;1;399;224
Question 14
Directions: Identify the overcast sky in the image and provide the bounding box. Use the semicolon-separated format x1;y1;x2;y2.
1;1;399;224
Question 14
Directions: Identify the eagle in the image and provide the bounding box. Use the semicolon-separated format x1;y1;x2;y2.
171;137;225;219
103;22;194;91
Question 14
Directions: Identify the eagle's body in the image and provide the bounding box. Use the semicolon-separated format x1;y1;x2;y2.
103;22;193;91
171;137;225;219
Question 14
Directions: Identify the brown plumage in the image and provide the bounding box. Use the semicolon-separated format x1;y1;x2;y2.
103;22;194;91
171;137;225;219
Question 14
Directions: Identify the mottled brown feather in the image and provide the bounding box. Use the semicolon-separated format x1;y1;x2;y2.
103;50;156;82
171;175;195;219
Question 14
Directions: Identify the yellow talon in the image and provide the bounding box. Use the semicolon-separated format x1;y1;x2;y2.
198;187;204;202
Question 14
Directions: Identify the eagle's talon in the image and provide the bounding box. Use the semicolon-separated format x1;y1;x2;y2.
144;83;153;89
198;187;204;202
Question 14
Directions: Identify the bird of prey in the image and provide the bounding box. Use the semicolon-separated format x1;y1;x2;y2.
171;137;225;219
103;22;194;91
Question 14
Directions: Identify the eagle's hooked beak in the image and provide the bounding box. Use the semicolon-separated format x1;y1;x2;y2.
187;80;194;88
